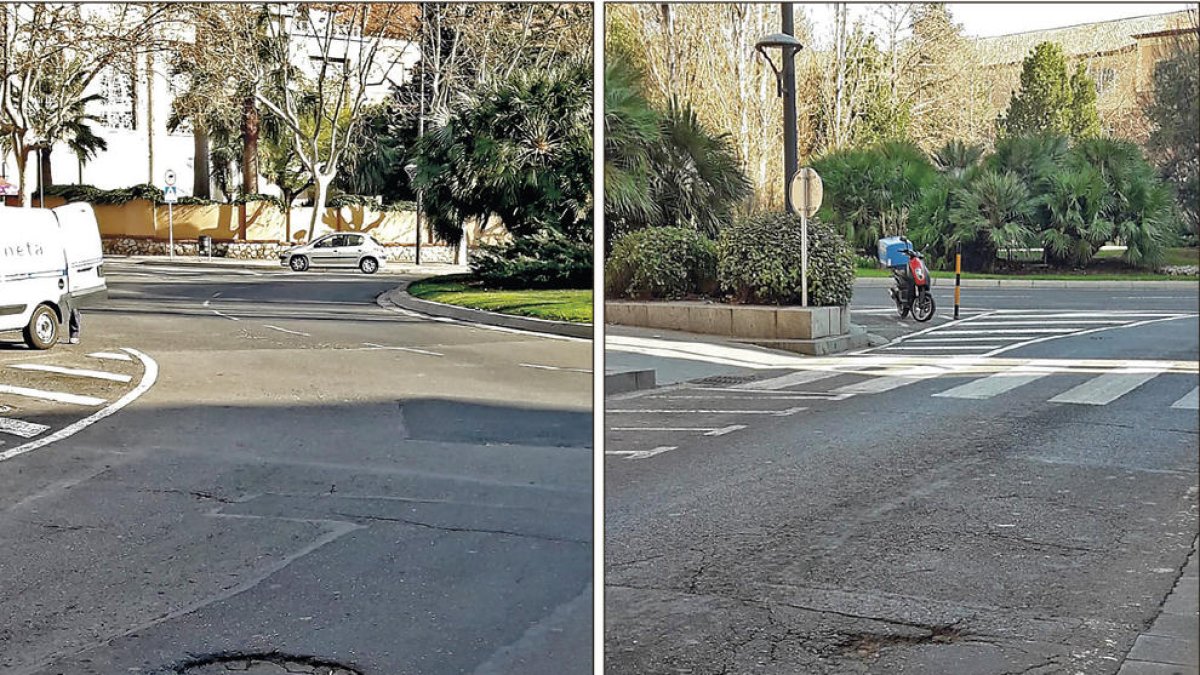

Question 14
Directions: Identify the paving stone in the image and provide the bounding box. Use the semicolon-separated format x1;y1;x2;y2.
1118;661;1199;675
1127;635;1199;666
1149;613;1200;641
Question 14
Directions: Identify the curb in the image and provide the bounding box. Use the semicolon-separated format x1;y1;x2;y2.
104;255;468;276
378;280;593;340
606;369;657;395
855;276;1199;289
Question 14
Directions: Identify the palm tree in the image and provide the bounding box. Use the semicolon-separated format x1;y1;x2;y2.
603;56;661;244
647;101;751;239
949;169;1037;270
1039;166;1112;267
931;140;984;180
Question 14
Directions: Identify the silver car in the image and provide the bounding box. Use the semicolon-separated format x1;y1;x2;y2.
280;233;387;274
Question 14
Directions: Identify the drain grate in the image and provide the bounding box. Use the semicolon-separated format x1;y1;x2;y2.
176;653;362;675
691;374;759;387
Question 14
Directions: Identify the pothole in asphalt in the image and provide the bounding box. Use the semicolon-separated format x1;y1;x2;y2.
174;653;362;674
838;624;968;658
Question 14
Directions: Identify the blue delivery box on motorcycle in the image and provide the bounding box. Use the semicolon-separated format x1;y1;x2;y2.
877;236;909;269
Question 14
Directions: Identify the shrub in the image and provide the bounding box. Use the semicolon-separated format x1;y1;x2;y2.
605;227;717;300
812;141;937;251
470;232;592;290
718;212;855;306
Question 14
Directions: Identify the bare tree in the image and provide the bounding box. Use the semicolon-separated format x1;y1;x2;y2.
0;3;174;206
208;3;410;239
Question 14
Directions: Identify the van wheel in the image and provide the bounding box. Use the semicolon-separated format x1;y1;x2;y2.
359;257;379;274
23;304;59;350
289;255;310;272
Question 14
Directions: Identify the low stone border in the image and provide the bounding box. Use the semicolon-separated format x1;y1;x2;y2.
606;369;657;395
378;280;593;340
855;276;1199;289
101;236;458;263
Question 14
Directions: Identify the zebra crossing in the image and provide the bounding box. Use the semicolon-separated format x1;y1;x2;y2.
606;354;1199;460
0;348;149;454
871;310;1194;356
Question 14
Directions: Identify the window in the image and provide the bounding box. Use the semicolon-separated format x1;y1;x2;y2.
344;234;364;246
98;66;136;130
1093;67;1117;96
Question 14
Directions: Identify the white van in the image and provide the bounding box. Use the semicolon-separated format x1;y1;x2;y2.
0;203;107;349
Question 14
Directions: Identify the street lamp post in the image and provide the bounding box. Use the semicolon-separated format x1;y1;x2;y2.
755;5;804;213
404;163;422;266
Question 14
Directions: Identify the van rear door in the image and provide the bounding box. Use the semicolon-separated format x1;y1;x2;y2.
0;208;67;332
52;203;107;305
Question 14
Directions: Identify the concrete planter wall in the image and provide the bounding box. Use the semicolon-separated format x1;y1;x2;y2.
606;300;867;355
606;301;850;340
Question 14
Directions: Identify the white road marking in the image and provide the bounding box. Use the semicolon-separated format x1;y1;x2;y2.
0;384;106;406
935;328;1081;335
965;320;1129;326
1170;387;1199;410
735;370;844;390
882;345;1006;351
686;387;853;400
88;352;132;362
519;363;593;373
263;325;311;337
904;336;1029;342
0;417;50;438
984;315;1196;357
211;310;239;321
607;446;677;460
933;367;1052;400
1048;365;1168;406
10;363;132;383
0;348;158;463
608;424;747;436
656;394;833;401
609;403;806;415
362;342;444;357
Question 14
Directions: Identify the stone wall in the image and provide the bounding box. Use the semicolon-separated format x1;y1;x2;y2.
101;236;458;264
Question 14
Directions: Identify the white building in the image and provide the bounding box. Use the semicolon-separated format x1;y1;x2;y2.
1;5;419;200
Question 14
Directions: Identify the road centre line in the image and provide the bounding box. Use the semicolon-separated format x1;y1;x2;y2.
1172;387;1199;410
0;417;50;438
88;352;132;362
263;325;312;337
904;336;1035;342
362;342;444;357
0;348;159;463
0;384;106;406
9;363;133;383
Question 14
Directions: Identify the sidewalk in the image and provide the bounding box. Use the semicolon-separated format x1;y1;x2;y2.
104;254;468;277
1119;537;1199;675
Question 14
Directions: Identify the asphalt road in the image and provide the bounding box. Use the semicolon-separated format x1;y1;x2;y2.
0;261;593;675
605;283;1199;674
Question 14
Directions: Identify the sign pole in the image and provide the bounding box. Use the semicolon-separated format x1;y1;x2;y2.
169;202;174;259
801;210;809;308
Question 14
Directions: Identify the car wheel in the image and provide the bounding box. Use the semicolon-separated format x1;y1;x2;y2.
23;304;59;350
359;257;379;274
289;255;310;272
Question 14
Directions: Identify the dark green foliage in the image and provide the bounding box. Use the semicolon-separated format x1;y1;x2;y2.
931;140;984;179
413;60;593;246
718;213;855;306
1146;30;1199;237
325;194;416;212
602;56;751;245
946;169;1038;269
999;42;1099;140
1038;166;1112;266
605;227;717;300
470;232;592;290
44;183;165;205
812;141;937;251
335;100;418;204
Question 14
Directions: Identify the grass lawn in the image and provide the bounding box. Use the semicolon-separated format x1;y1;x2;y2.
856;247;1199;282
1091;246;1200;267
407;276;592;323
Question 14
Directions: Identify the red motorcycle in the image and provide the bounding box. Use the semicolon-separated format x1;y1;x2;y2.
889;238;936;322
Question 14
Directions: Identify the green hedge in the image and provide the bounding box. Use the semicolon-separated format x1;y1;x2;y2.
470;232;592;289
605;227;717;300
718;212;855;306
42;185;416;211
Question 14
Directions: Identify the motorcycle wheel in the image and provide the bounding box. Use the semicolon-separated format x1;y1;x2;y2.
891;288;910;319
912;290;936;322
